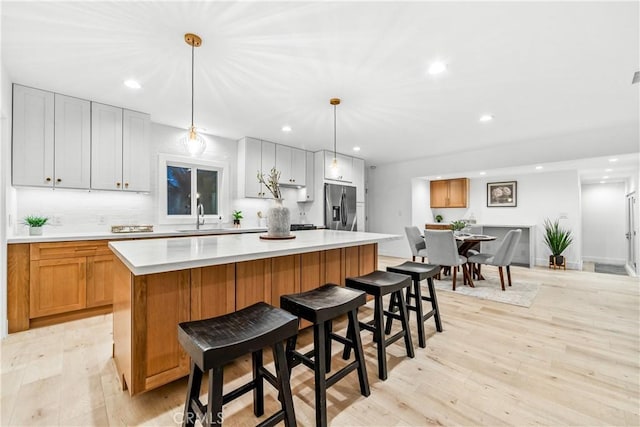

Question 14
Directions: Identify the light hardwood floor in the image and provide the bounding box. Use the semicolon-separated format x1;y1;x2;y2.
1;256;638;426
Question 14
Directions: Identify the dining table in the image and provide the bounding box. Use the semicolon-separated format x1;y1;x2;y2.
455;234;497;280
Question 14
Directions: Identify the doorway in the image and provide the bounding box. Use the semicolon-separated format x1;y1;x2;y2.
626;192;637;274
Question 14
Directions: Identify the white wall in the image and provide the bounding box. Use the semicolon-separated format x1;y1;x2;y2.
1;35;12;337
581;182;626;265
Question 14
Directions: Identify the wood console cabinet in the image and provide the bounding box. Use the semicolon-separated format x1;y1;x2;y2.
112;243;377;395
430;178;469;208
8;241;114;332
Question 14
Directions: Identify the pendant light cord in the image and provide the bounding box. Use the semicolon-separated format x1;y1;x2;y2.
333;104;337;158
191;42;195;128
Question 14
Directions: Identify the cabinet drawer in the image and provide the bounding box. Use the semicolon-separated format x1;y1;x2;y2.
31;240;111;260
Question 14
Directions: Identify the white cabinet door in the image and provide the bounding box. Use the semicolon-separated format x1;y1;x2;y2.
54;94;91;189
12;85;55;187
91;103;123;190
297;151;314;202
356;202;366;232
261;141;276;198
243;137;263;197
122;110;151;192
352;157;365;203
324;151;353;182
275;144;293;185
291;147;306;187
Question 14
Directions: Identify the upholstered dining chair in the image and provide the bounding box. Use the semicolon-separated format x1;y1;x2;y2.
405;226;428;262
424;230;473;290
468;229;522;291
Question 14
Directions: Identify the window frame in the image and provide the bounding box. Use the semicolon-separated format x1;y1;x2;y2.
158;153;229;225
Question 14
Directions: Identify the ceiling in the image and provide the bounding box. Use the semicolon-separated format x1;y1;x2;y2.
2;1;639;172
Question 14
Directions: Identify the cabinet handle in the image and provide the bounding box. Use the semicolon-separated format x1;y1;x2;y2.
56;178;61;183
124;182;129;188
45;177;51;182
116;182;121;187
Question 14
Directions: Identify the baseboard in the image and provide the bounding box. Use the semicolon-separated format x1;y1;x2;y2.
582;256;626;265
625;264;637;277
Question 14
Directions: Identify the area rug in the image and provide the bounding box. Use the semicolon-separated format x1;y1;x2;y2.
432;276;541;308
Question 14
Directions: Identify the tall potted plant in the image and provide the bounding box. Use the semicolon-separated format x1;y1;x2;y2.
543;218;573;267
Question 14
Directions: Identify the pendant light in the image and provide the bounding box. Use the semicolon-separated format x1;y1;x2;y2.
330;98;341;172
181;33;206;157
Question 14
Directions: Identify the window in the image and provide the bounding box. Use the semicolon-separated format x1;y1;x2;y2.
159;154;228;224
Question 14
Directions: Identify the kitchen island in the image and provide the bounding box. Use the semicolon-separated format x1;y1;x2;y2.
108;229;397;395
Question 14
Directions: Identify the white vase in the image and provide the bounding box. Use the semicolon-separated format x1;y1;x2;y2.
29;226;43;236
267;198;291;237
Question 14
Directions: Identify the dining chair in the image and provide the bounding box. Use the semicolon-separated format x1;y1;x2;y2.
405;226;428;262
424;230;473;290
468;229;522;291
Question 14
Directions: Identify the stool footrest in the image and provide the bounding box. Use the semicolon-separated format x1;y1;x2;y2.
257;411;286;427
383;310;404;321
290;350;315;370
330;332;352;347
385;330;408;347
326;361;359;388
224;377;259;405
359;321;376;333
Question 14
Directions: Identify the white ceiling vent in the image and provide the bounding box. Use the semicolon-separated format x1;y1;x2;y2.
633;71;640;84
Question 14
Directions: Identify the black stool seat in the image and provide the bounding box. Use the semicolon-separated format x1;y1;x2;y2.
281;283;366;323
281;285;370;427
386;262;443;348
346;270;412;296
178;302;298;427
344;271;414;381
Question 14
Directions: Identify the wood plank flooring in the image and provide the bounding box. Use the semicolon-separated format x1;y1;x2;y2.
1;256;638;426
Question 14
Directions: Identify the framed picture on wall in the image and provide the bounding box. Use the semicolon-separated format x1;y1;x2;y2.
487;181;517;207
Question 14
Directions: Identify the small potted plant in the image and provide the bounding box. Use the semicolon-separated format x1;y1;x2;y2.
232;210;243;228
450;220;467;235
23;215;49;236
543;218;573;268
435;214;444;223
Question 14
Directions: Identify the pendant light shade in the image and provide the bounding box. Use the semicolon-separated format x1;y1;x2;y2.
180;33;206;157
330;98;340;172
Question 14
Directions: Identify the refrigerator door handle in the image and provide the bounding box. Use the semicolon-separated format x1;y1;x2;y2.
340;192;347;226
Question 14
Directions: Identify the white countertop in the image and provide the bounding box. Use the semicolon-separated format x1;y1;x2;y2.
6;226;269;244
109;229;399;276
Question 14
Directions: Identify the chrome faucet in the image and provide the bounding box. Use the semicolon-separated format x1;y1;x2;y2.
196;203;205;230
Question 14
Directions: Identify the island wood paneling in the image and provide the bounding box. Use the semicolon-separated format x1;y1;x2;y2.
236;259;272;309
344;246;360;279
324;248;343;285
112;257;132;391
7;244;30;333
270;255;301;308
359;243;377;274
191;264;235;320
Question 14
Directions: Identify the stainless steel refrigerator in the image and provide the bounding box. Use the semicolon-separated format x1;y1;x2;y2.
324;183;357;231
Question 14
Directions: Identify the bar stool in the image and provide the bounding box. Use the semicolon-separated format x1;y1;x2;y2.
342;271;414;381
386;262;443;348
280;284;370;427
177;302;298;427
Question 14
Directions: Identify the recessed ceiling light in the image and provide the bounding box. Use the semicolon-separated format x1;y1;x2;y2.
281;125;292;132
427;62;447;75
603;176;609;179
353;146;361;152
124;79;141;89
605;168;613;172
535;165;543;170
479;114;493;123
600;181;606;184
479;171;487;175
609;158;618;162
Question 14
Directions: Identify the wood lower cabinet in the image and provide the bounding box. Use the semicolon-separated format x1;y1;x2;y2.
430;178;469;208
8;240;114;332
113;244;378;395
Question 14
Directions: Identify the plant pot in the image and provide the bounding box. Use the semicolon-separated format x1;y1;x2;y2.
29;226;43;236
233;219;241;228
554;255;565;267
267;198;291;237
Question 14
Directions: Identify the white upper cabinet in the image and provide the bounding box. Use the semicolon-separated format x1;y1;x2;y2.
238;137;276;198
91;104;150;192
122;110;151;192
352;157;365;203
54;94;91;189
276;144;306;186
297;151;315;202
12;85;55;187
324;151;353;183
91;103;123;190
12;85;91;189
